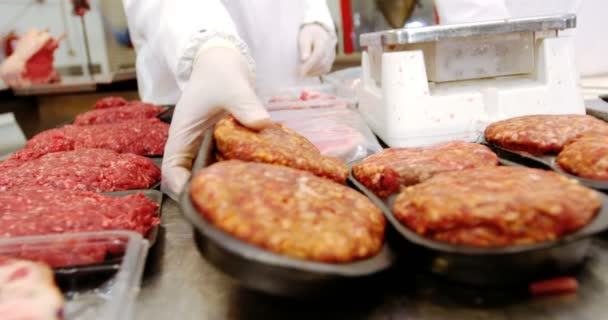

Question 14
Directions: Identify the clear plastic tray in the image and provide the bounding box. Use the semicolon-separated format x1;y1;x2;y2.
0;231;149;320
257;84;357;111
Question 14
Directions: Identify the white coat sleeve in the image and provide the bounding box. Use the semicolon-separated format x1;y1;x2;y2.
302;0;337;39
435;0;509;24
122;0;254;89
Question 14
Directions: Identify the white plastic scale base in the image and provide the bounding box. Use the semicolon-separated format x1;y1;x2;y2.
358;30;584;147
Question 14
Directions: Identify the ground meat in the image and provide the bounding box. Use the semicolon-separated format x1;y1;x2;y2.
353;142;499;197
557;134;608;180
15;118;168;158
393;166;600;247
214;116;348;183
484;114;608;155
94;96;129;109
190;160;385;263
0;188;160;238
0;148;160;192
74;102;165;125
0;257;64;319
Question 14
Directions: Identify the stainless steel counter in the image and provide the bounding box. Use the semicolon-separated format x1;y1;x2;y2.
137;197;608;320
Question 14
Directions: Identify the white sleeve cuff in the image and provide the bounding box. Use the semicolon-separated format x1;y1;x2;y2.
176;30;256;89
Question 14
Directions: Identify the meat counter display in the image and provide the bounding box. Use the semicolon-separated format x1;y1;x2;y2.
5;91;608;320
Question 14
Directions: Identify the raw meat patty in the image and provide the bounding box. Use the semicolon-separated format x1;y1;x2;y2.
0;148;160;192
353;142;499;197
484;114;608;155
190;160;385;263
214;116;348;183
0;188;160;238
557;135;608;180
94;96;129;109
393;166;600;247
0;257;64;320
17;118;168;158
74;102;165;125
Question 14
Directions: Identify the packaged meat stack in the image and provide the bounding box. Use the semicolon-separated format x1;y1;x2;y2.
0;231;149;318
0;188;160;240
0;148;160;192
263;88;381;163
0;257;64;319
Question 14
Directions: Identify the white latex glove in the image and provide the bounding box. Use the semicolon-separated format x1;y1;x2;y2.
298;23;336;77
0;29;51;87
161;46;272;201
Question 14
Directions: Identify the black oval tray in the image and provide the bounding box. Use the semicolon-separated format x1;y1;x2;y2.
479;136;608;191
180;128;395;298
349;164;608;287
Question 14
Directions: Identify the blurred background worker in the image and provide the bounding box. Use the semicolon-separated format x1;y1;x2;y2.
122;0;338;199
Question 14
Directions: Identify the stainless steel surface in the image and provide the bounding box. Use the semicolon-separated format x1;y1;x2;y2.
360;14;576;46
136;198;608;319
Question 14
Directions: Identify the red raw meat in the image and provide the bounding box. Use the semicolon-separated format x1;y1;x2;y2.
0;188;160;238
75;102;165;125
94;96;129;109
13;118;168;158
22;38;61;85
0;148;160;192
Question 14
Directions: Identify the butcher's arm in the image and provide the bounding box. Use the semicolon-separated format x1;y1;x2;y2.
302;0;337;34
122;0;253;87
122;0;270;201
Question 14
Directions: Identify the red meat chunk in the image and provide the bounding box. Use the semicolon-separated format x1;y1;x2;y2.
22;39;61;85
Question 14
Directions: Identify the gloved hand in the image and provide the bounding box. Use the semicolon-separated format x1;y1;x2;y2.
0;29;51;87
298;23;336;77
161;46;272;201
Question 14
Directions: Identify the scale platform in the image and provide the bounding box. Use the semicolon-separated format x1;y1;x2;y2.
358;14;583;147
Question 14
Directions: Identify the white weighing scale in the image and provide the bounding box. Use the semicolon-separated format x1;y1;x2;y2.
357;14;584;147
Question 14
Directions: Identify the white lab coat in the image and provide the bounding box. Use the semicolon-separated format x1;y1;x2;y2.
122;0;336;105
435;0;608;77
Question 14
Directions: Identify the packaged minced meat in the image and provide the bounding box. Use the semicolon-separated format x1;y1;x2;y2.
0;188;160;238
12;118;168;159
270;106;382;163
0;148;160;192
0;257;64;320
74;101;165;125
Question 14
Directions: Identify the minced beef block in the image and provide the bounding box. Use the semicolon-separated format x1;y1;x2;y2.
190;160;385;263
0;148;160;192
14;118;168;158
214;115;348;183
393;166;600;247
0;257;64;319
484;114;608;155
557;134;608;180
0;188;160;238
93;96;129;109
353;141;499;197
74;101;165;125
